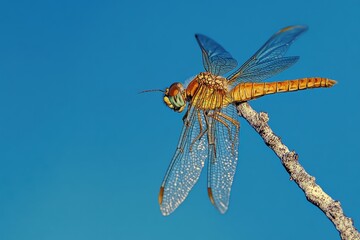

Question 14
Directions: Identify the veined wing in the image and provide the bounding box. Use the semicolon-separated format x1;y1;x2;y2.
207;104;239;213
159;105;208;216
195;34;238;76
227;25;308;86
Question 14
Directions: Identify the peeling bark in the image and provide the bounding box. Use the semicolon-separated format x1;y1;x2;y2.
237;102;360;240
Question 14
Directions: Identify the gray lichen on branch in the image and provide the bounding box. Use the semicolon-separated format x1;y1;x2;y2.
236;102;360;240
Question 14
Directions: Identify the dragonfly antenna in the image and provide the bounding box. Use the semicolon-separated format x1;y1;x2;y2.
138;89;164;94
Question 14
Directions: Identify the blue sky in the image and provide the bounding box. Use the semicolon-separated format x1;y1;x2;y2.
0;0;359;239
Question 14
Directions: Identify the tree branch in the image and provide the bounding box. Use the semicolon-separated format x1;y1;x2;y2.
236;102;360;240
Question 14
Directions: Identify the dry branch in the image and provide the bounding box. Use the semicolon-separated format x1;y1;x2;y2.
236;102;360;240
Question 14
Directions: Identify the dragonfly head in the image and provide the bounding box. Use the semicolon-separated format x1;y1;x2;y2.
163;82;187;112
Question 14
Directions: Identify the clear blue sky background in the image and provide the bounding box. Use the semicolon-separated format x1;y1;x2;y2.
0;0;359;239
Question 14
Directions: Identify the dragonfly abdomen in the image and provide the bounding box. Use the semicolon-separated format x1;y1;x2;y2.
230;77;337;102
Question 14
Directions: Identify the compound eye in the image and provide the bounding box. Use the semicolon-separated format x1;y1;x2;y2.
168;83;184;97
163;83;186;112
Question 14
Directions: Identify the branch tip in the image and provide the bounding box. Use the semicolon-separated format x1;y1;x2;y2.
236;102;360;239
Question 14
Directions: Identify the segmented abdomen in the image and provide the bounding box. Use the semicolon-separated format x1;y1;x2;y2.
230;77;337;102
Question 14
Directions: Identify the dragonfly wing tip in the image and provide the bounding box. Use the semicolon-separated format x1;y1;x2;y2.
158;186;164;205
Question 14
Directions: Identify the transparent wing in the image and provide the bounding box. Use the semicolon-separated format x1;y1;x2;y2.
159;105;208;216
195;34;238;76
207;104;239;213
227;25;308;86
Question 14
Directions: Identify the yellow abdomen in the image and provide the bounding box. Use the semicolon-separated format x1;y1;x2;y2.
230;77;337;102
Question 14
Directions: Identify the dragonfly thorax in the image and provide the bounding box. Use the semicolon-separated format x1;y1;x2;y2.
196;72;228;90
186;72;232;110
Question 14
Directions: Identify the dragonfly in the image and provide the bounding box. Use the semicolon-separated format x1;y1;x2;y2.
158;25;336;216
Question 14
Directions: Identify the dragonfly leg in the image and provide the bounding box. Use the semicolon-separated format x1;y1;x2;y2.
189;110;208;152
182;108;190;127
208;113;232;140
216;111;240;137
208;111;240;155
205;112;217;161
